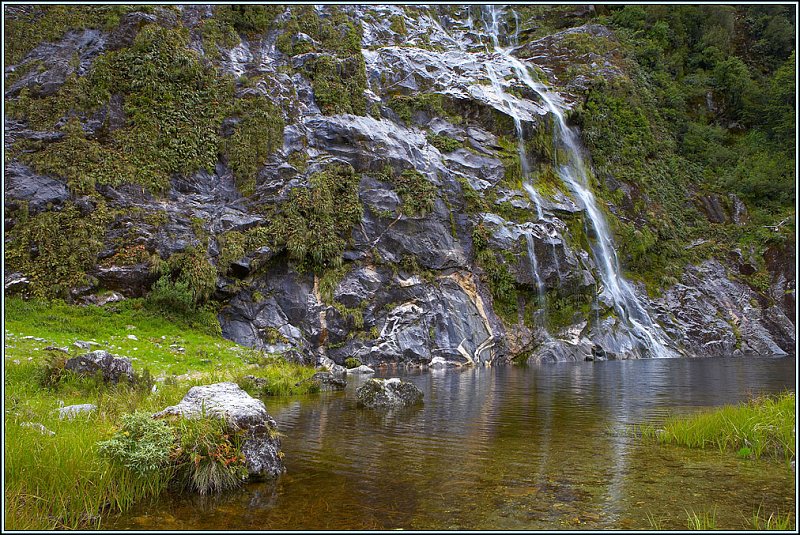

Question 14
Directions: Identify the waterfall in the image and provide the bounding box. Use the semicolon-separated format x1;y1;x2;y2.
481;6;674;358
477;6;549;339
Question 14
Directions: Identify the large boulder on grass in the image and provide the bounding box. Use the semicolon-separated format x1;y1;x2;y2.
356;378;424;409
153;382;284;479
65;350;134;383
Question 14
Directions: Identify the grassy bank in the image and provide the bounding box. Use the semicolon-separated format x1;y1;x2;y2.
4;297;319;529
640;391;795;461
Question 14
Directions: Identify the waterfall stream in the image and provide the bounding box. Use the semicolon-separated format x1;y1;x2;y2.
478;6;674;358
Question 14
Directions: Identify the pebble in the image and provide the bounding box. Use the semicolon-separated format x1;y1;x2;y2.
127;334;138;341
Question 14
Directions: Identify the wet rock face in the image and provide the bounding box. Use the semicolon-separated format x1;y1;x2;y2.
356;377;424;409
4;5;793;366
653;260;794;356
153;382;284;479
65;350;134;383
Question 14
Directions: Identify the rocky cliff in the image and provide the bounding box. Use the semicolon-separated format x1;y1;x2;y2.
4;5;795;367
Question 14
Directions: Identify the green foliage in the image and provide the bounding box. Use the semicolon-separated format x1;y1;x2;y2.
268;163;362;271
215;5;282;36
319;263;351;304
427;132;462;153
377;166;437;217
4;5;153;65
5;201;111;299
222;94;285;196
639;391;795;461
172;416;248;495
165;247;218;305
215;231;246;276
389;15;407;35
344;357;362;369
144;275;196;317
38;350;70;389
304;54;367;116
97;412;175;476
387;92;460;125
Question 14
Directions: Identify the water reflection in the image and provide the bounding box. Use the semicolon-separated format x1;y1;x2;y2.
110;357;795;530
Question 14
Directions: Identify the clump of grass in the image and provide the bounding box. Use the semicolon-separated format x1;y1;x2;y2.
172;415;248;495
639;391;795;461
748;505;795;530
686;507;716;530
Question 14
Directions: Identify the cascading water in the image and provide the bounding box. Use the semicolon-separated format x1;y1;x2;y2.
480;5;674;358
477;7;549;334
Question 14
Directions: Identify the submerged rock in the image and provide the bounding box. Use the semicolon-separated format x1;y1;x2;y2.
296;371;347;392
153;382;284;479
356;377;424;409
65;350;134;383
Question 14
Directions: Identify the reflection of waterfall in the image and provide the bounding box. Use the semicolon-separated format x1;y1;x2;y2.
481;6;674;358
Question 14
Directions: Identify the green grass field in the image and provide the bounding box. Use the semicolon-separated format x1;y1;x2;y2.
4;297;319;529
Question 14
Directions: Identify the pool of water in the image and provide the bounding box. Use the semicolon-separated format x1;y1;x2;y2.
110;356;796;530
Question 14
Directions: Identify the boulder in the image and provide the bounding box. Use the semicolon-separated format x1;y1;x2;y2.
153;382;284;479
58;403;96;419
356;377;424;409
65;350;134;383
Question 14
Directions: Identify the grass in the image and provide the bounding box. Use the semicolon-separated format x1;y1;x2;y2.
685;507;717;530
748;505;796;531
638;391;795;461
4;296;318;529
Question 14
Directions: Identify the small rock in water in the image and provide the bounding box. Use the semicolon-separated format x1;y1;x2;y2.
58;403;97;419
356;377;424;409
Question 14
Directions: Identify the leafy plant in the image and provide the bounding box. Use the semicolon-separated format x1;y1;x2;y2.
98;412;175;476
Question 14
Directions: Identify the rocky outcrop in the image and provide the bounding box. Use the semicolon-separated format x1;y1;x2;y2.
4;5;794;368
65;350;134;383
356;377;424;409
153;382;284;479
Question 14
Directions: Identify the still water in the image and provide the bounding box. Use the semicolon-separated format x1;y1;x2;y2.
111;357;796;530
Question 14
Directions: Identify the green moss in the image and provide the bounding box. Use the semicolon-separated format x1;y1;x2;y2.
379;167;437;217
215;231;246;276
304;54;367;116
426;132;462;153
332;302;365;330
318;263;351;304
4;5;155;66
5;200;112;299
268;163;363;271
389;15;407;35
215;5;282;37
222;94;285;196
387;93;462;125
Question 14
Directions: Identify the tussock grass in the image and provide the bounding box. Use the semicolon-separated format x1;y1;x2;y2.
638;391;795;461
4;297;318;529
